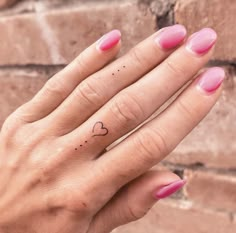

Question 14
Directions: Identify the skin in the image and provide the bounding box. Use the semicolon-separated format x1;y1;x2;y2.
0;26;222;233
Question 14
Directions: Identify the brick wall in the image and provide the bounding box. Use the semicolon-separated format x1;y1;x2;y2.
0;0;235;232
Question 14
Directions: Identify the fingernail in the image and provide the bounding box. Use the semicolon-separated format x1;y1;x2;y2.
186;28;217;55
197;67;225;93
96;30;121;51
155;179;186;199
155;24;187;50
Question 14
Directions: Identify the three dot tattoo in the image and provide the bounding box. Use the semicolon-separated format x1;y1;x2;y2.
75;141;88;150
112;65;126;76
75;65;126;151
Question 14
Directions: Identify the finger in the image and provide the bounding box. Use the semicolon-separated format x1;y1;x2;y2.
62;28;216;155
43;25;187;134
88;170;185;233
95;67;225;193
16;30;121;122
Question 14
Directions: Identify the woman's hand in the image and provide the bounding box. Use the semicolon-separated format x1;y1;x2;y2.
0;25;224;233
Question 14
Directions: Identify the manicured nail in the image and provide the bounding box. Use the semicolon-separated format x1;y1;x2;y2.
186;28;217;55
96;30;121;51
155;179;186;199
197;67;225;93
155;24;187;50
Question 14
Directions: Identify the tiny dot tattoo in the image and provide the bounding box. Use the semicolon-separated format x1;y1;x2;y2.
112;66;126;77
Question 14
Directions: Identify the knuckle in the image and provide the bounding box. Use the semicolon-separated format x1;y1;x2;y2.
44;77;68;100
74;52;90;75
2;99;47;126
165;60;185;77
176;99;196;122
9;125;38;149
75;80;103;106
126;202;148;221
1;111;29;144
2;112;22;132
111;92;145;126
129;46;152;68
52;190;91;216
133;128;169;165
124;187;149;221
10;103;36;123
1;119;42;151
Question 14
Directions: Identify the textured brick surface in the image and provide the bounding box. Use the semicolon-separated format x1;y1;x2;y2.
175;0;236;62
114;199;235;233
183;170;236;212
0;1;155;65
0;0;18;8
0;69;49;126
165;66;236;169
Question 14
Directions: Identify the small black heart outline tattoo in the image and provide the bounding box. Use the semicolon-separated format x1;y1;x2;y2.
92;121;109;137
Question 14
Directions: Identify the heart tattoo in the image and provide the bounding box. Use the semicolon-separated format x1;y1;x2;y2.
92;121;109;137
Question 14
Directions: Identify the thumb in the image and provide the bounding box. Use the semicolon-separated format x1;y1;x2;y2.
88;170;186;233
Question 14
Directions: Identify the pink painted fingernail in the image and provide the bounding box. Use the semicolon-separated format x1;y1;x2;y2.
96;30;121;51
186;28;217;55
155;24;187;50
155;179;186;199
197;67;225;93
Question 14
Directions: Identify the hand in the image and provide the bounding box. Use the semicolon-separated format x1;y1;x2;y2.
0;25;224;233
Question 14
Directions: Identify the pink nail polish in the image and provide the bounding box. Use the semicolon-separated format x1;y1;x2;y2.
96;30;121;51
155;25;187;50
186;28;217;55
197;67;225;93
155;179;186;199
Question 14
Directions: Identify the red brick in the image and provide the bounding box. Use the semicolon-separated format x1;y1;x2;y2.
0;0;18;8
0;1;155;65
0;69;49;126
114;199;235;233
165;66;236;169
175;0;236;62
183;170;236;212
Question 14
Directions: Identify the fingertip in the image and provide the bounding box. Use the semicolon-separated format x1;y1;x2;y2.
96;29;122;52
196;67;225;94
154;179;186;199
155;24;187;50
126;170;183;202
186;28;217;56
